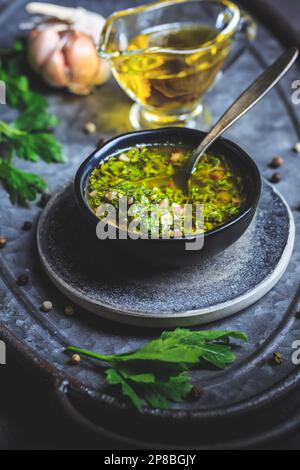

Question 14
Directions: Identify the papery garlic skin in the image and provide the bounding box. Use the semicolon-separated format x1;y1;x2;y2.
41;48;68;87
26;3;105;44
27;21;110;95
28;27;61;70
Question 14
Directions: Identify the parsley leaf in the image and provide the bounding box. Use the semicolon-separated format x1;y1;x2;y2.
13;104;60;131
0;42;47;111
0;41;64;204
67;328;248;410
0;158;46;205
0;121;64;164
105;368;145;411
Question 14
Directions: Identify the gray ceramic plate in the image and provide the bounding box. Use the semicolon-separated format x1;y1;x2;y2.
37;180;295;328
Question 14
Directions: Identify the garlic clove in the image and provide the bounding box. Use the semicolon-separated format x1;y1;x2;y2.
41;48;68;87
63;32;99;85
94;58;111;86
67;82;94;96
26;3;106;45
73;7;106;45
28;27;61;71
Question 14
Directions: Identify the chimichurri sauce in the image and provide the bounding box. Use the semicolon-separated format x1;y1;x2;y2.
87;145;246;237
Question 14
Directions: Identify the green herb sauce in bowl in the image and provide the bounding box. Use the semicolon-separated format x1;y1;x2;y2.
87;144;246;237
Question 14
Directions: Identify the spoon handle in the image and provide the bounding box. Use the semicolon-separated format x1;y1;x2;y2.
184;47;299;176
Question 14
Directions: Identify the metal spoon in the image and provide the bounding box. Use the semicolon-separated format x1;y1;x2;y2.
174;47;299;195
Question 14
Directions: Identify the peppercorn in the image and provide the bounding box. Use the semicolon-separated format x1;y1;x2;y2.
269;172;282;183
97;137;106;147
270;156;284;168
84;121;96;134
293;142;300;153
16;273;29;286
269;351;283;365
64;305;74;316
22;221;33;231
39;193;51;208
0;237;7;249
41;300;53;312
71;354;81;365
187;384;204;401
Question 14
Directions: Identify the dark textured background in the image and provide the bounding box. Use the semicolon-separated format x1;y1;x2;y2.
0;0;300;450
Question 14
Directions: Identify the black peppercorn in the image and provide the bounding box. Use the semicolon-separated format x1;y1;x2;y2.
269;172;282;183
97;137;106;147
22;221;33;231
64;305;75;316
39;193;51;208
16;273;29;286
187;384;204;401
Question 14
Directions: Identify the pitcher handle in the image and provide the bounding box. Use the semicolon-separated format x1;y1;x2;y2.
223;11;257;72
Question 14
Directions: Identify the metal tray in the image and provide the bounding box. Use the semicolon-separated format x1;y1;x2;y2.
1;0;300;449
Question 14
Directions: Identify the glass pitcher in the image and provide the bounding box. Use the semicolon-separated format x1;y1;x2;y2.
99;0;256;129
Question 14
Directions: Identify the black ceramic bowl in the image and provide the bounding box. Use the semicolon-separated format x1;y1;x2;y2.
74;128;261;267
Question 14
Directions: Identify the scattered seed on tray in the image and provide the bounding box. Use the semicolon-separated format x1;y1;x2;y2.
64;305;74;316
71;354;81;365
0;237;7;249
293;142;300;153
39;193;51;208
84;121;96;134
269;172;282;183
16;273;29;286
270;156;284;168
187;384;204;401
41;300;53;312
269;351;283;365
22;221;33;231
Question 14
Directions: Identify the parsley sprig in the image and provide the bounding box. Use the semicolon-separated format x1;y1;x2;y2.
0;41;64;204
67;328;248;410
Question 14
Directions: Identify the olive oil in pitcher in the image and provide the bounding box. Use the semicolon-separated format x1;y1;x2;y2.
111;23;230;118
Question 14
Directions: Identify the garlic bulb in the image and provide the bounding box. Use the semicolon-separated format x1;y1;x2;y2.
26;3;110;95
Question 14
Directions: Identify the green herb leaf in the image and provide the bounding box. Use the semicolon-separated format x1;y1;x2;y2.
0;41;64;204
13;104;60;131
0;44;47;111
67;328;248;410
160;329;248;343
0;121;65;163
143;373;193;409
0;158;47;205
14;132;65;163
105;368;145;411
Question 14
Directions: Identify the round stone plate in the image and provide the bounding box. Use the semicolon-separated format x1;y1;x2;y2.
37;180;295;328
